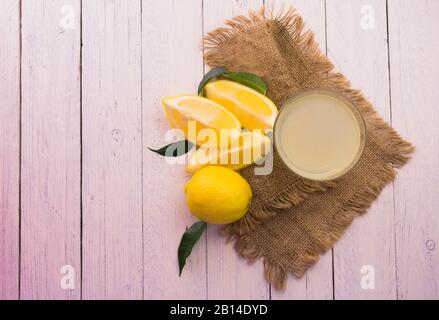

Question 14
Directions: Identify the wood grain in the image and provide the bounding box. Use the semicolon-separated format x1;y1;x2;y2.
327;0;397;299
20;0;81;299
388;0;439;299
270;0;334;300
0;0;20;300
0;0;437;300
142;0;207;299
81;0;143;300
203;0;269;300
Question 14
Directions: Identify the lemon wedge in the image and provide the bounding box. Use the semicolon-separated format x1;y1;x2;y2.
162;95;241;146
204;80;278;130
186;131;271;174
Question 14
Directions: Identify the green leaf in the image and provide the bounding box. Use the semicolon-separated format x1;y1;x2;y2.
197;67;228;95
148;140;194;157
224;72;268;95
178;221;207;276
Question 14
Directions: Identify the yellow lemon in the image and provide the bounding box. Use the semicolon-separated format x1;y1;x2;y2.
186;131;271;174
184;166;252;224
204;80;278;130
162;95;241;146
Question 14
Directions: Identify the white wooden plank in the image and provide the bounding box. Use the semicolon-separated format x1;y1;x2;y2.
203;0;263;32
142;0;207;299
326;0;397;299
388;0;439;300
0;0;20;300
82;0;143;299
270;0;334;300
202;0;270;300
21;0;81;299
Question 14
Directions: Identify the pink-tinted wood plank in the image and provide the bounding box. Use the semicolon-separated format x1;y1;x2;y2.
388;0;439;300
327;0;397;299
270;0;334;300
20;0;81;299
142;0;207;299
81;1;143;300
0;0;20;300
203;0;270;300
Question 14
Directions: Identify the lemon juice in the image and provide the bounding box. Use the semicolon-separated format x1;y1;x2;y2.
274;90;366;181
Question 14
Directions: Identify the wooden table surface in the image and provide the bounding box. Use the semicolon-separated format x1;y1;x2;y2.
0;0;438;300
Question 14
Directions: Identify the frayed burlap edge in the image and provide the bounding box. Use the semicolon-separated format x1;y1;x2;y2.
203;5;414;289
227;162;398;290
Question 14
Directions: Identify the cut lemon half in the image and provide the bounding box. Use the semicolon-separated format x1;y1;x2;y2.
186;131;272;174
204;80;278;130
162;95;241;146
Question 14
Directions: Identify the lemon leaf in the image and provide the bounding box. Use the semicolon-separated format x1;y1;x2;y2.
224;72;268;95
178;221;207;276
198;67;228;95
148;140;193;157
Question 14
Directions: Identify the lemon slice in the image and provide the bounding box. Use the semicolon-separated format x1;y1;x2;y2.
162;95;241;146
204;80;278;130
186;131;272;174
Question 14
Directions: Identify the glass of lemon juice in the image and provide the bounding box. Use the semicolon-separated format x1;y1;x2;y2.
274;89;366;181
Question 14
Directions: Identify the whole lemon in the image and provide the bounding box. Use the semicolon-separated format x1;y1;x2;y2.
184;166;252;224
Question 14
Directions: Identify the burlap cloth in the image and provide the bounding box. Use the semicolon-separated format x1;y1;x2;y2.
203;6;414;290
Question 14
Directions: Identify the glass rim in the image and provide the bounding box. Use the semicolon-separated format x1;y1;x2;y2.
273;88;367;181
